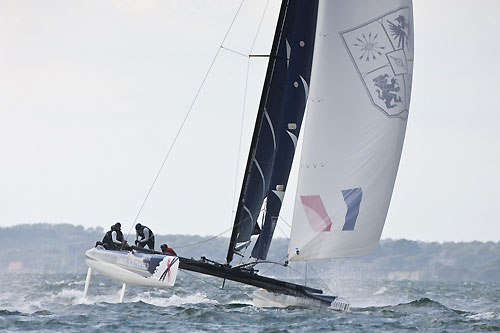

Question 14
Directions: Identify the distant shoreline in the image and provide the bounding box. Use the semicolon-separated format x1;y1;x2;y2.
1;223;499;283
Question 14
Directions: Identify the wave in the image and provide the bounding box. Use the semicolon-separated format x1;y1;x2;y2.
31;310;53;316
467;311;500;320
130;292;219;307
40;287;220;309
0;309;24;316
228;299;253;307
0;296;42;314
372;286;388;295
398;297;474;317
52;289;95;305
354;296;498;324
405;297;445;307
357;297;456;313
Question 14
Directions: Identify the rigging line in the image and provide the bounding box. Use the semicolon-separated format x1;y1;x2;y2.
233;260;287;269
220;46;248;58
180;269;223;290
275;223;290;240
231;0;286;249
249;0;270;53
261;254;289;275
177;205;261;249
175;201;267;253
278;215;292;229
238;245;249;265
227;1;285;263
124;0;247;241
174;226;232;249
287;262;334;295
230;58;251;228
229;0;271;227
306;264;335;295
175;208;258;249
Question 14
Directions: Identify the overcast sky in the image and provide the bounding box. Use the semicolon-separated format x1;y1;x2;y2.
1;0;499;242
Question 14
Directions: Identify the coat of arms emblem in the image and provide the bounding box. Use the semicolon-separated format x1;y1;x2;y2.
341;7;413;120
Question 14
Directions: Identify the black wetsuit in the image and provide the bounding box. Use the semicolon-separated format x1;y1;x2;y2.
136;226;155;250
102;229;124;250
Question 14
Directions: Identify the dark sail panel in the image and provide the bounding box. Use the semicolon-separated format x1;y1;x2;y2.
251;0;319;260
227;0;319;264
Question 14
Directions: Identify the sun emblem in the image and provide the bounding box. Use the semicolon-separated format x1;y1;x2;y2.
353;32;386;61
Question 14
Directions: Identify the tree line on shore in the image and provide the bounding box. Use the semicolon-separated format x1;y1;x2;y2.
1;223;499;282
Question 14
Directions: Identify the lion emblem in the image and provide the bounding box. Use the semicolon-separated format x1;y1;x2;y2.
372;74;402;109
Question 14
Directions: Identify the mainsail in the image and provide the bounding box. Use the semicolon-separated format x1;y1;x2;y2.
288;0;414;261
227;0;319;263
85;0;414;309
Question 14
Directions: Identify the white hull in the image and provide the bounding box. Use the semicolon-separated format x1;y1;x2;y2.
253;289;350;311
85;247;178;287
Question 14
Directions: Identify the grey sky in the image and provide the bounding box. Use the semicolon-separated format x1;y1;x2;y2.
1;0;499;242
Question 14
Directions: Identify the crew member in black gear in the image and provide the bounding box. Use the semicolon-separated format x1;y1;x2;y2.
102;222;130;250
135;223;155;250
99;225;114;248
102;225;115;249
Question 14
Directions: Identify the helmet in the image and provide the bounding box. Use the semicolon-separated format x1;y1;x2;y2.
135;223;142;231
160;244;168;250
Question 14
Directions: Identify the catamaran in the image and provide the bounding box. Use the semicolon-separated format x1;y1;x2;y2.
84;0;414;309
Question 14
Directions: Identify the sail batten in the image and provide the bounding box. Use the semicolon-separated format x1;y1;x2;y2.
288;0;414;261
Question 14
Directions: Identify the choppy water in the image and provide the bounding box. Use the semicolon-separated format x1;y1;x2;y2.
0;272;499;332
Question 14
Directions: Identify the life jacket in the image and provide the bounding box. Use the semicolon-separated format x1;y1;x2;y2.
115;229;124;242
163;248;177;256
137;225;154;239
102;229;124;250
102;230;113;249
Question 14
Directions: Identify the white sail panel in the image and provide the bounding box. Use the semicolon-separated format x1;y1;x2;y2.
289;0;414;261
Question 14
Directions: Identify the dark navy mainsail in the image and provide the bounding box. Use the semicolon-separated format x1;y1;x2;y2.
227;0;319;264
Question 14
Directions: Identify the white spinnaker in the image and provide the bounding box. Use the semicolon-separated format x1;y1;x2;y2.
289;0;414;261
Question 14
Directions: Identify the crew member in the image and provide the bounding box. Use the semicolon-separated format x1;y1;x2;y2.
135;223;155;250
103;222;129;250
160;243;177;256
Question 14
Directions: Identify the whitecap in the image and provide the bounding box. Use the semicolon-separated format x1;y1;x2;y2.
52;289;94;305
373;286;387;295
229;299;253;305
68;280;85;286
467;312;499;320
130;292;219;307
0;295;43;314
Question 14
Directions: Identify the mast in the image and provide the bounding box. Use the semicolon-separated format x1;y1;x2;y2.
251;1;318;260
226;0;319;264
226;0;291;264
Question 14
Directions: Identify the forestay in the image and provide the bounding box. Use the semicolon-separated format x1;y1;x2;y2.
289;0;414;261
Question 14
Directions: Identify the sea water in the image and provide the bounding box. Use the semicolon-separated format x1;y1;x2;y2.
0;272;499;332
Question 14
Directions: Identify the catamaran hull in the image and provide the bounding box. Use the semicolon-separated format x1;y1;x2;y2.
85;247;178;287
178;256;348;309
253;289;350;311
